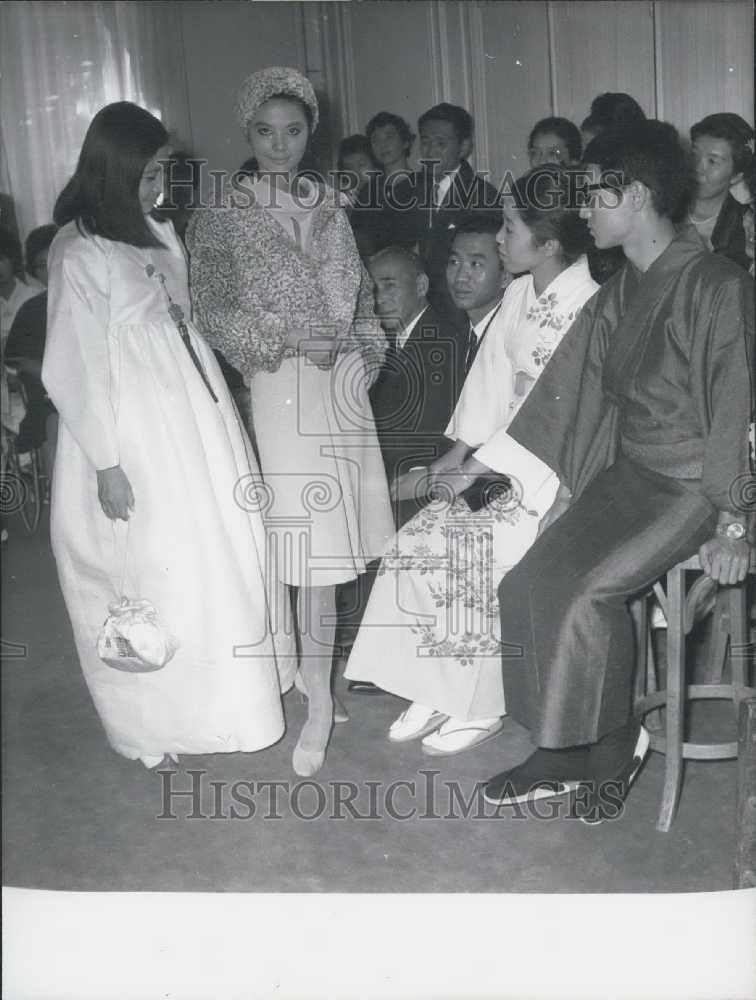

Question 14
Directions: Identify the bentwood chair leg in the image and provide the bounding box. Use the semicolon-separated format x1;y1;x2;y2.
704;588;729;684
728;584;749;690
658;565;686;832
631;597;647;704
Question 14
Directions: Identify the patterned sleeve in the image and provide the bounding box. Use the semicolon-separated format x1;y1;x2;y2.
186;207;289;377
346;262;387;389
318;207;387;386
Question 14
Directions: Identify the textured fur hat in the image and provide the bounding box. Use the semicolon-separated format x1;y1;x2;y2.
235;66;319;133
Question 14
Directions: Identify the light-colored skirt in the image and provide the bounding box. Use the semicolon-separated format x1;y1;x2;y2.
250;350;395;587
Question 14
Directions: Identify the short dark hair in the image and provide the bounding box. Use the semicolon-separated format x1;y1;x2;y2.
584;120;695;223
365;111;415;152
369;245;426;277
690;113;755;175
418;103;474;143
528;117;582;163
452;211;502;240
337;134;377;172
0;226;23;276
508;167;593;266
53;101;169;248
25;224;58;272
581;92;646;136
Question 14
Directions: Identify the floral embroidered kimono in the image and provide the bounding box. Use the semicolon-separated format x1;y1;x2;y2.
344;256;599;719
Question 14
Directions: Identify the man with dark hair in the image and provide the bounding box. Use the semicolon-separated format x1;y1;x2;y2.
580;92;646;147
481;121;754;819
5;223;59;475
689;112;754;271
378;102;500;324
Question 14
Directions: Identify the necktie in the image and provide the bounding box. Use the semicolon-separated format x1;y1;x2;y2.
464;322;478;376
383;329;399;377
464;302;503;378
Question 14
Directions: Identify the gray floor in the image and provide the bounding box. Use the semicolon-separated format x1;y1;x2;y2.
1;511;745;893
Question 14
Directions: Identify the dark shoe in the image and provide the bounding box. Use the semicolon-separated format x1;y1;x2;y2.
347;680;384;694
482;744;590;806
580;725;650;825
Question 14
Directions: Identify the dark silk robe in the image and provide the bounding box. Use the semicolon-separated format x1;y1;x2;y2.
496;231;754;747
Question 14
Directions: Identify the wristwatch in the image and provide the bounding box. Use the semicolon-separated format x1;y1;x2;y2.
716;521;747;540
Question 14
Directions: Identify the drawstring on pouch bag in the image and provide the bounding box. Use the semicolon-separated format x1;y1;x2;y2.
96;519;179;672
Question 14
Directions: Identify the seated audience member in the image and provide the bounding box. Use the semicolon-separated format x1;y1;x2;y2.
580;91;646;148
379;103;500;324
0;227;36;349
528;117;582;168
338;133;378;199
368;245;467;521
5;224;59;479
338;133;381;256
479;122;753;820
366;111;414;185
689;113;754;270
579;95;647;286
743;161;755;276
345;169;598;753
337;243;468;691
1;226;38;542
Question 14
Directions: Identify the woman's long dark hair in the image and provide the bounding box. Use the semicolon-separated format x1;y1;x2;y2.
54;102;169;248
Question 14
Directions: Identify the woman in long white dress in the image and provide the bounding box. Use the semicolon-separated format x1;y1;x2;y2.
188;68;394;775
43;102;295;769
345;167;599;755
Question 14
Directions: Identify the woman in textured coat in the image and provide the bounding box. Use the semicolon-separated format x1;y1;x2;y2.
188;68;393;776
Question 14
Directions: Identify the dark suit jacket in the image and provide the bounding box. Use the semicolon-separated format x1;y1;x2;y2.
711;193;749;272
375;161;501;323
369;303;467;487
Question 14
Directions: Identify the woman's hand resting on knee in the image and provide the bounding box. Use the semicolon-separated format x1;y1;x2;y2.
97;465;135;521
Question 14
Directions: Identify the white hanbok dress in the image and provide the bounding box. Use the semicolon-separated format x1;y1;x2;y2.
43;219;296;761
345;257;599;719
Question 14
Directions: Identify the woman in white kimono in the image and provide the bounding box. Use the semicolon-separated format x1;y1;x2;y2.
43;102;295;770
345;167;599;755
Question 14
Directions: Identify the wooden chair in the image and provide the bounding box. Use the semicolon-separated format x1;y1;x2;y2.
633;555;756;832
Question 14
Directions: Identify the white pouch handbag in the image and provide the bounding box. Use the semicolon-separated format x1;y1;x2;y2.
96;521;179;673
97;596;178;672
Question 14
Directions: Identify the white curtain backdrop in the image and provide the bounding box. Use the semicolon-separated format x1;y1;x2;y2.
0;0;192;241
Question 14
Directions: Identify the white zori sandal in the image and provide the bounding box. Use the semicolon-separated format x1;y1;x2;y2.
388;703;448;743
421;716;504;756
